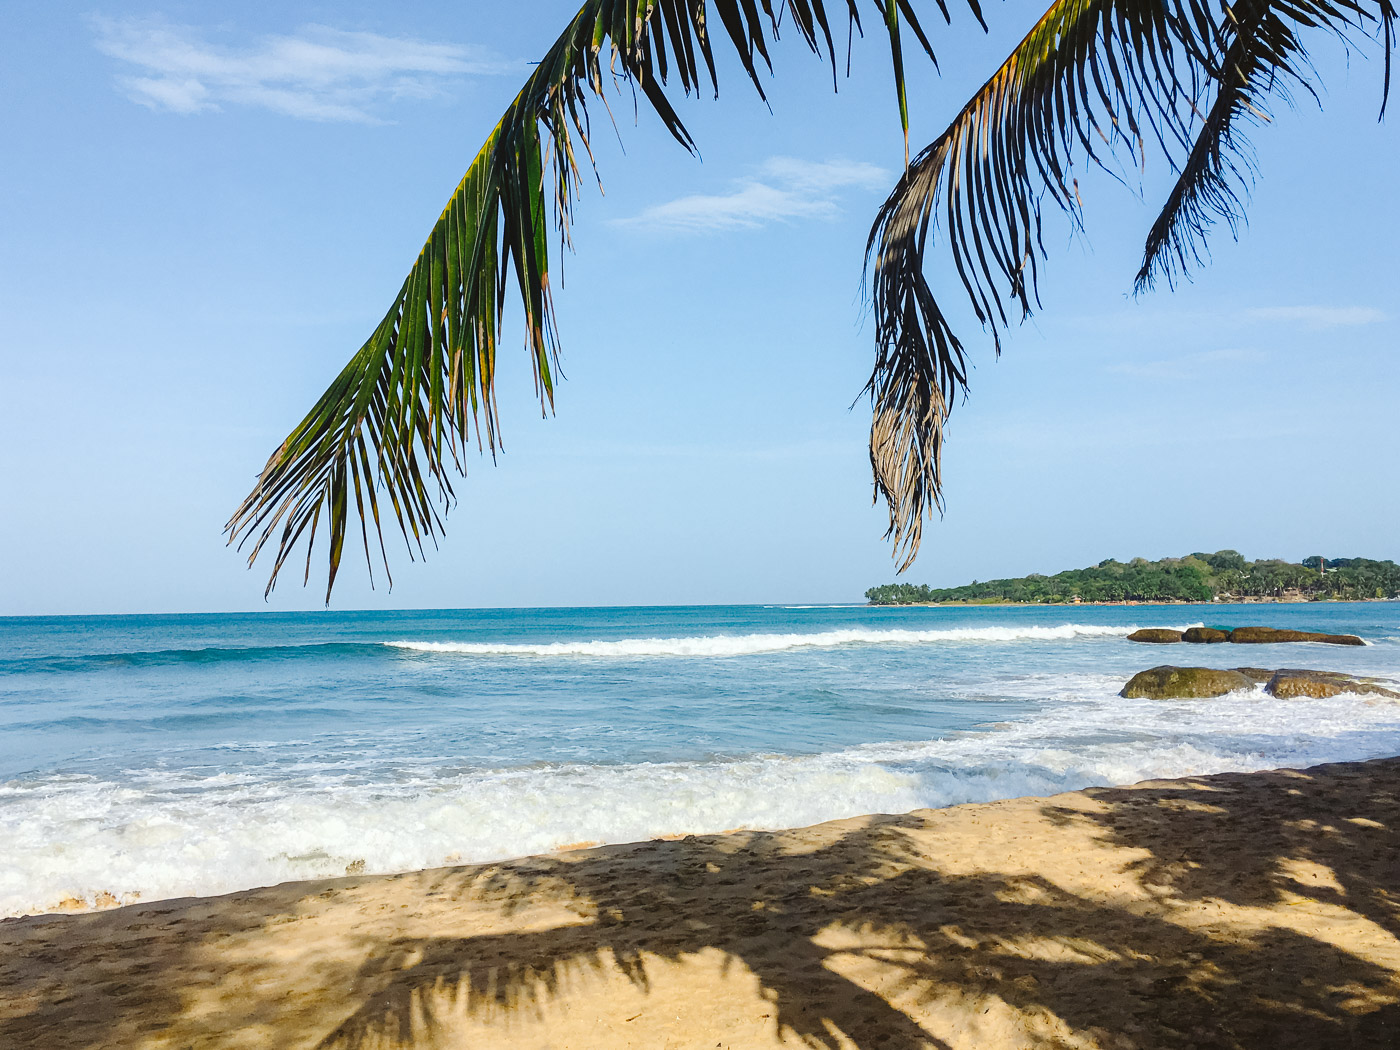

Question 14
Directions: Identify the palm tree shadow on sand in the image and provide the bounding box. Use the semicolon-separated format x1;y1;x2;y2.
313;760;1400;1050
3;759;1399;1049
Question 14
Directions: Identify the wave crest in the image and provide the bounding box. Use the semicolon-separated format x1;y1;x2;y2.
385;623;1154;659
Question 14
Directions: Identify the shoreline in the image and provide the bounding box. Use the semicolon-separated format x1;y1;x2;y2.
5;758;1399;1048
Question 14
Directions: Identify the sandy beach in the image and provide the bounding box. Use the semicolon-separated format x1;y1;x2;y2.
2;758;1397;1049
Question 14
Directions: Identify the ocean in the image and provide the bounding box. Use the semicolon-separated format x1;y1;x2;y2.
3;601;1399;918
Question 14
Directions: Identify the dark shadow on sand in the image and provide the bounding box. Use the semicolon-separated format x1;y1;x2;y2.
3;758;1399;1049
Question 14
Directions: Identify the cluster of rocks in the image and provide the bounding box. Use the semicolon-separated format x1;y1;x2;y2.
1120;665;1400;700
1127;626;1365;646
1119;622;1394;700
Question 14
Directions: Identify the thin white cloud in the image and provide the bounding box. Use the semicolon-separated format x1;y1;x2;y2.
90;16;517;122
1243;306;1388;328
1110;347;1265;381
620;157;891;234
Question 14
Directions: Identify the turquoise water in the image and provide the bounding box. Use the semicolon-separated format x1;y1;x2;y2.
3;602;1399;916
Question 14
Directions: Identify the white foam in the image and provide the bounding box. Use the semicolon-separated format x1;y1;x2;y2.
385;623;1164;659
5;674;1398;918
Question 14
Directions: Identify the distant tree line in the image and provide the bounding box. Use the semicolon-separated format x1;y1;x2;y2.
866;551;1400;605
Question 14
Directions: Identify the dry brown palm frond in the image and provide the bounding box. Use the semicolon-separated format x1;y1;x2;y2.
865;0;1394;571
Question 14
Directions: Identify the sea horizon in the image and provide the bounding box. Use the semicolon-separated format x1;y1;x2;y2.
7;593;1393;622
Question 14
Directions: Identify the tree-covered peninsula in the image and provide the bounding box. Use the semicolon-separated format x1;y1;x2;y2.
866;552;1400;605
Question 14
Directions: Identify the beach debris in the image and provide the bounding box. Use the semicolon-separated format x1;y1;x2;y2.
1227;626;1364;645
49;891;124;913
1121;666;1256;699
1182;627;1230;643
1126;629;1183;643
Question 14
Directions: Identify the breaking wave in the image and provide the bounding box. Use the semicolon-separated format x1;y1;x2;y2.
7;676;1399;918
385;623;1174;659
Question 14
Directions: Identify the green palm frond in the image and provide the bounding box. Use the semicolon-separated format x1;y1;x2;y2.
865;0;1394;571
227;0;968;601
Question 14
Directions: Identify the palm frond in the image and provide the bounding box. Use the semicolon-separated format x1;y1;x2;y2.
227;0;975;600
1138;0;1396;286
865;0;1394;571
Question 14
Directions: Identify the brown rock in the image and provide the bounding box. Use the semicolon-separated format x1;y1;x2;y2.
1265;670;1400;700
1227;626;1365;646
1127;629;1183;644
1229;627;1304;643
1183;627;1230;643
1120;666;1256;699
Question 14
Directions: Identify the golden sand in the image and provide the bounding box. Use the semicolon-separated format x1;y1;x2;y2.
3;758;1399;1049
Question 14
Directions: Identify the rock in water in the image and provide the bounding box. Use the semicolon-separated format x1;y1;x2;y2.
1227;626;1365;646
1265;670;1400;700
1183;627;1230;643
1120;666;1256;699
1127;629;1183;643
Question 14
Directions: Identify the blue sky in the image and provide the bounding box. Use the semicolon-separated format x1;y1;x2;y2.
1;2;1396;614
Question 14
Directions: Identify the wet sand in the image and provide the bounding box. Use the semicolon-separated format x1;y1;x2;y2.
2;757;1399;1049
